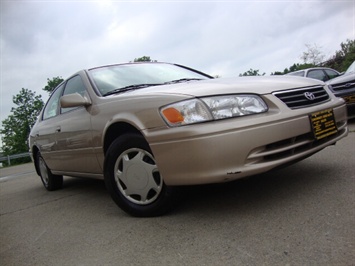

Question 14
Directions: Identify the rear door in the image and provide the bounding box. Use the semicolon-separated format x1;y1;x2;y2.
34;84;64;170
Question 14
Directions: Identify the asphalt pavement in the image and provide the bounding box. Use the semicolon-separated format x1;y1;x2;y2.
1;120;354;266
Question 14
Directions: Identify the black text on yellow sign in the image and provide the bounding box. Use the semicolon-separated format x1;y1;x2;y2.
310;109;338;140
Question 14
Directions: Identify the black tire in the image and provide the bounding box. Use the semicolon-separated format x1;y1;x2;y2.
36;152;63;191
104;133;176;217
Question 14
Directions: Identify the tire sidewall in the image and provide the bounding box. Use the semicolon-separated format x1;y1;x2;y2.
36;152;63;191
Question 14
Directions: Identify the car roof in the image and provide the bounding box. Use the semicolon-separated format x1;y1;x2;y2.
287;67;340;76
293;67;338;72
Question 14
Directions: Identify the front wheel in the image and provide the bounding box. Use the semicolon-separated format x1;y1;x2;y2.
37;152;63;191
104;133;176;217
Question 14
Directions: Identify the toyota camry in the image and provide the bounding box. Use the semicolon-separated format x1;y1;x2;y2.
29;62;348;216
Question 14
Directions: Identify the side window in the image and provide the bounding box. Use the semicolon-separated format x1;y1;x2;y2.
61;75;87;114
42;84;64;120
307;70;326;81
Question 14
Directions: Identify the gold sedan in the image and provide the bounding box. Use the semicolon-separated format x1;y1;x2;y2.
29;62;348;216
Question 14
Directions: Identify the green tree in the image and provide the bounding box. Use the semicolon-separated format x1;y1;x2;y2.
0;89;44;166
133;56;156;62
43;76;63;94
322;39;355;72
239;69;265;76
272;63;314;75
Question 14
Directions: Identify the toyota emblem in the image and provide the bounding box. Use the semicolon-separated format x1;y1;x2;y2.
304;92;316;101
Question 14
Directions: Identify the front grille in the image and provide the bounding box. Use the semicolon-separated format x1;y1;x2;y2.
330;79;355;92
273;86;330;109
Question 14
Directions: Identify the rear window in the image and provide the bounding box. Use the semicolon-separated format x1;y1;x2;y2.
288;71;305;77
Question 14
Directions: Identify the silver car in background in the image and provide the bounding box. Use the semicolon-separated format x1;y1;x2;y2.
287;67;340;82
29;62;348;216
327;61;355;119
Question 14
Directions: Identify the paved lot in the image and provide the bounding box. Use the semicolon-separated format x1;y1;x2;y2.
1;121;354;266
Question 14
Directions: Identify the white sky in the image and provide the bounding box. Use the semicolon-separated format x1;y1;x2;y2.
0;0;354;134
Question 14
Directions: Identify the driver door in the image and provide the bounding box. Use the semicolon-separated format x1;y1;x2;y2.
54;74;101;174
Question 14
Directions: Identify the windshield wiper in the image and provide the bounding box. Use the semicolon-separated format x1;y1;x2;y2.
164;78;203;84
103;79;203;96
103;83;161;96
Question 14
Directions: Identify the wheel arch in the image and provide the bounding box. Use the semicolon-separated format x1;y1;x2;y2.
103;122;143;155
31;145;41;176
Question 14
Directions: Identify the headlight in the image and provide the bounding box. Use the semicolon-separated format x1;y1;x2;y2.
202;95;268;119
160;94;268;127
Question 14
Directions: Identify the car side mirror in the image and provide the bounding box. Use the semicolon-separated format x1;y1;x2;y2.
60;93;91;108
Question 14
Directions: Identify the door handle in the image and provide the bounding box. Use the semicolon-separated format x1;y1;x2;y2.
55;126;61;133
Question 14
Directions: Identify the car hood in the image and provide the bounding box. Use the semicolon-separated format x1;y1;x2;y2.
126;76;325;97
326;71;355;85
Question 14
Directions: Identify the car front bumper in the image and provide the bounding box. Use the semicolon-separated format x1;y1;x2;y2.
146;99;348;186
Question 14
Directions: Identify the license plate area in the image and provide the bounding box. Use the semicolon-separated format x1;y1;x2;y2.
310;109;338;140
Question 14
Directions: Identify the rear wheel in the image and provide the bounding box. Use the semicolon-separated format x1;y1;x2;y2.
37;152;63;191
104;133;176;217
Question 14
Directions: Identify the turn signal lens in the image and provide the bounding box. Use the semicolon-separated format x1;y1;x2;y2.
160;99;213;126
162;108;184;123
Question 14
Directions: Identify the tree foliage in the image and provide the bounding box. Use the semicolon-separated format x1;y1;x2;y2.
272;63;314;75
0;89;44;166
321;39;355;72
239;69;265;76
133;56;156;62
43;76;64;94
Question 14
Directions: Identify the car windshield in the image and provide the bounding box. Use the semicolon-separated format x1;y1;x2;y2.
89;63;211;96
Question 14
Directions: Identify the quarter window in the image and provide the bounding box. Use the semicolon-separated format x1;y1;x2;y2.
288;71;304;77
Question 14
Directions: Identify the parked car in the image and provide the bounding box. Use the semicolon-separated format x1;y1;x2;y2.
326;61;355;119
29;62;348;216
286;67;340;81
